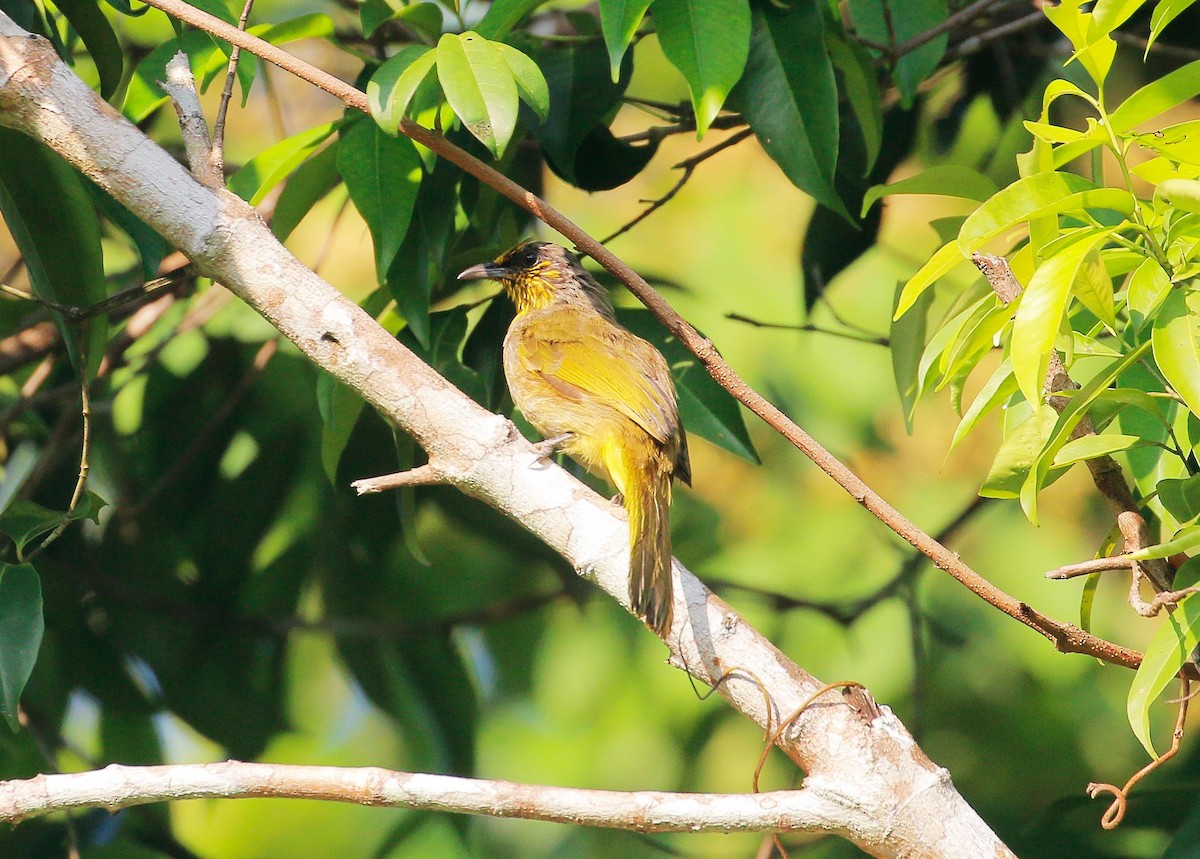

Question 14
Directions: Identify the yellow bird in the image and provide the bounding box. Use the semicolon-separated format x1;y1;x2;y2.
458;241;690;635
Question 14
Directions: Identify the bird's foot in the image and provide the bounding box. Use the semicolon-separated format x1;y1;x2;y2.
531;432;574;464
610;493;624;506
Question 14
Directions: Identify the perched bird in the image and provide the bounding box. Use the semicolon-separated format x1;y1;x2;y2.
458;241;690;635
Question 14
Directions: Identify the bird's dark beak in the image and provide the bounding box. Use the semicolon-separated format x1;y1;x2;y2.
457;262;507;281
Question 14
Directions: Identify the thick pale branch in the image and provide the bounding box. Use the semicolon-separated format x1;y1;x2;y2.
0;761;855;834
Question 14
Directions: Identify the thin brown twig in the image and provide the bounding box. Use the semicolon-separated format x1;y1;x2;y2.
24;339;91;562
132;0;1146;671
600;127;753;245
725;312;890;347
211;0;256;177
1088;676;1190;829
1045;556;1133;580
945;11;1046;61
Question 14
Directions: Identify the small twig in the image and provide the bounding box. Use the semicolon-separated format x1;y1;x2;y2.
725;313;890;347
1045;556;1133;580
211;0;256;177
352;463;443;494
945;11;1045;61
600;127;753;245
1088;676;1190;829
161;52;222;188
24;340;91;562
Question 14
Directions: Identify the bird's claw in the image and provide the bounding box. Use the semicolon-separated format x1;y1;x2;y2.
531;432;574;462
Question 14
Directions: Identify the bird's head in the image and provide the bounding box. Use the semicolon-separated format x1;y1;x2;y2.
457;241;614;318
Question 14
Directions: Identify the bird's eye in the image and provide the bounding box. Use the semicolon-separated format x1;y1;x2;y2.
518;245;539;267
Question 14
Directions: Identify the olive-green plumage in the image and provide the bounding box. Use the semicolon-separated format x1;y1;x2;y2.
458;241;690;635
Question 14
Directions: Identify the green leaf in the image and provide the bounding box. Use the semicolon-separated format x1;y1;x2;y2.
436;31;519;158
0;564;43;732
272;139;341;242
1051;433;1143;467
894;240;968;319
1149;0;1197;51
1021;341;1152;523
316;372;367;484
1128;590;1200;757
1129;524;1200;560
600;0;653;80
0;127;107;380
848;0;947;107
958;173;1132;254
495;43;549;121
730;0;842;215
337;117;422;283
1157;177;1200;215
825;35;881;175
1128;257;1172;330
1159;474;1200;525
1153;286;1200;420
1112;59;1200;132
56;0;123;99
363;0;443;40
475;0;549;38
617;309;759;463
367;46;438;135
1008;230;1108;405
122;33;218;123
950;359;1018;451
891;281;933;430
227;122;336;206
863;165;999;217
0;493;106;556
655;0;751;137
981;403;1058;499
1044;0;1116;87
530;40;655;190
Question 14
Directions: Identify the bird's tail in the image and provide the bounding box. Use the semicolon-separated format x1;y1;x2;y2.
625;457;674;636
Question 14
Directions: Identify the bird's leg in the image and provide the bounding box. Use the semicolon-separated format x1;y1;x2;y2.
611;493;624;506
531;432;574;461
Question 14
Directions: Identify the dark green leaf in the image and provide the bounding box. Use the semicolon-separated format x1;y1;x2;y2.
337;117;422;283
363;0;443;40
529;38;653;190
317;372;367;485
848;0;946;106
89;183;168;281
0;493;106;556
56;0;123;99
386;156;460;347
617;309;758;463
1159;474;1200;525
600;0;652;80
730;0;841;214
475;0;549;38
272;140;341;242
891;280;933;431
0;563;43;732
655;0;750;137
0;128;107;379
825;35;881;175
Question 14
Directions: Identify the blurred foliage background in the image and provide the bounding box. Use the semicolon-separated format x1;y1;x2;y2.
5;0;1200;856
